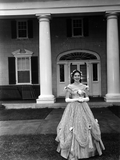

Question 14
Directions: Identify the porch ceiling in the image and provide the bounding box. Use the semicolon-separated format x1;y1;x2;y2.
0;0;120;17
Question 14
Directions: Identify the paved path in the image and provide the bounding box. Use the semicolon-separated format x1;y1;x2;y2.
0;108;120;136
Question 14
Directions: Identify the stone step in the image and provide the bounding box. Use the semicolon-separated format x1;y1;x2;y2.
2;101;120;109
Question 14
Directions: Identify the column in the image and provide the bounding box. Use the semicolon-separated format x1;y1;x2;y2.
36;14;55;103
105;12;120;102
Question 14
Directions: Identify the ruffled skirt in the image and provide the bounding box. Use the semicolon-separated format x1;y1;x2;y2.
55;102;105;160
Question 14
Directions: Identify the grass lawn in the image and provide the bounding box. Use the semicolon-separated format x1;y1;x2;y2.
108;105;120;118
0;104;119;121
0;107;53;121
0;133;119;160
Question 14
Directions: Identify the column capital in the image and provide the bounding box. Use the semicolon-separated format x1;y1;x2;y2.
36;14;51;21
106;11;118;19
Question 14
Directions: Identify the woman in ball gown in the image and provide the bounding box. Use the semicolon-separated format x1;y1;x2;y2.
55;70;105;160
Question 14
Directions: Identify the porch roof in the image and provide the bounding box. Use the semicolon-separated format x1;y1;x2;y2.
0;0;120;17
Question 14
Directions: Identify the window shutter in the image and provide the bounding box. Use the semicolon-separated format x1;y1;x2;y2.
66;18;72;37
11;20;17;39
31;57;38;84
83;17;89;36
28;20;33;38
8;57;16;84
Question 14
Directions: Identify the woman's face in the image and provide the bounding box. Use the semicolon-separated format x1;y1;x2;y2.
73;72;81;82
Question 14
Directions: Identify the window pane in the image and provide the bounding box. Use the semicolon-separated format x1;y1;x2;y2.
18;71;30;83
70;64;77;74
25;57;29;70
93;63;98;81
18;21;27;38
59;64;65;82
74;28;82;36
17;58;22;70
80;64;87;82
73;19;82;28
19;30;27;37
22;58;26;69
17;57;30;70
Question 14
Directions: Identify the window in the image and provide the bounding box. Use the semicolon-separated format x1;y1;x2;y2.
93;63;98;81
72;18;83;37
8;56;38;85
80;64;87;83
11;19;33;39
17;57;31;83
66;17;89;37
17;20;28;39
9;49;39;85
59;64;65;82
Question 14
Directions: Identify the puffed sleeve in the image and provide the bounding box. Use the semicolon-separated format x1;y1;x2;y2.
82;84;89;97
64;84;72;94
85;85;89;90
64;84;73;98
82;84;89;91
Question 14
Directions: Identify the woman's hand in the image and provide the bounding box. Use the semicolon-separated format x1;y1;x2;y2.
65;97;89;103
65;98;80;103
78;97;84;103
77;90;85;96
78;97;89;102
83;97;89;102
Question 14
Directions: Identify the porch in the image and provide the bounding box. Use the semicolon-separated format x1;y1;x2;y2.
1;97;120;109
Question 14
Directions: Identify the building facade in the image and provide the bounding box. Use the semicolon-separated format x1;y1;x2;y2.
0;0;120;103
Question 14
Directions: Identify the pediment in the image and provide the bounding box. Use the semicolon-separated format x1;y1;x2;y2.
12;49;33;57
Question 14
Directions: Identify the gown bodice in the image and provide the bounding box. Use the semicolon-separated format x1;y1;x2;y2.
65;83;88;99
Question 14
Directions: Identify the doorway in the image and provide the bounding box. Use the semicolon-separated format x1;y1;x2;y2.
57;50;101;97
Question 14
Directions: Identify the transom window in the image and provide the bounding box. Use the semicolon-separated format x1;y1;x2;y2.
17;20;28;39
72;18;83;37
60;52;97;60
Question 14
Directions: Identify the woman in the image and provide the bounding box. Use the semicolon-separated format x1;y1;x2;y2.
55;70;105;160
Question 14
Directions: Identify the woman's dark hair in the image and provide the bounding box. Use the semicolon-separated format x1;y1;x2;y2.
71;70;82;83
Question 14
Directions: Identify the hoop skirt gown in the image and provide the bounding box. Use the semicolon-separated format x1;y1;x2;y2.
55;83;105;160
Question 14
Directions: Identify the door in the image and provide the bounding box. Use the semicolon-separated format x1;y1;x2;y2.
57;50;101;97
69;62;88;85
57;61;101;97
57;61;89;97
69;62;101;96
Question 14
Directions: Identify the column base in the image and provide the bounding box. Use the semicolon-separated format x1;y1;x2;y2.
105;93;120;102
36;95;56;104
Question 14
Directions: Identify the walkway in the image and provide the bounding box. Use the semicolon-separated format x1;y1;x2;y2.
0;107;120;136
